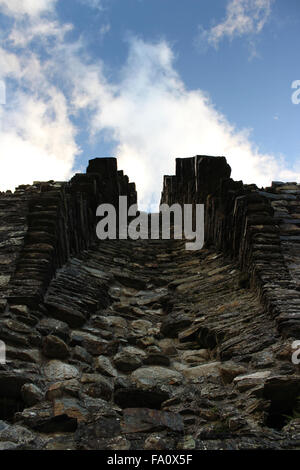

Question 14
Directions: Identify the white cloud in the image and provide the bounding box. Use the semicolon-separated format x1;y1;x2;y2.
198;0;274;49
0;0;57;18
0;46;21;78
8;19;73;47
0;82;79;190
99;23;110;38
0;2;79;191
0;0;106;193
77;0;103;11
0;0;72;47
75;37;300;208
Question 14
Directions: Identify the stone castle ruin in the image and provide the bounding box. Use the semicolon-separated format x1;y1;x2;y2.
0;155;299;450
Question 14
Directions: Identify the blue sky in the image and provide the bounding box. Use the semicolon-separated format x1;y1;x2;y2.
0;0;299;208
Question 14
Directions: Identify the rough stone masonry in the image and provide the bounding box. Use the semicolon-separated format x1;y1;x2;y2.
0;155;299;450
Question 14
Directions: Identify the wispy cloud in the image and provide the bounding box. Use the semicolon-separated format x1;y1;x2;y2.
77;0;104;11
0;0;79;190
99;23;111;38
197;0;274;50
0;0;57;18
83;36;299;207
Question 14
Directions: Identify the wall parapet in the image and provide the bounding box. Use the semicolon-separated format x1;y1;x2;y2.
161;155;300;339
1;158;136;308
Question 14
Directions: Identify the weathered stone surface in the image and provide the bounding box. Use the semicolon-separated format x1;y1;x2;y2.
42;335;69;359
45;379;80;400
144;434;174;450
37;318;70;341
45;303;86;328
130;319;153;337
80;373;113;400
160;312;193;338
219;362;248;384
158;338;178;356
94;355;118;377
75;416;122;450
121;408;184;433
72;345;93;364
92;315;128;338
182;361;222;380
6;346;41;363
14;402;78;433
53;398;88;422
113;346;147;372
1;156;300;450
21;383;44;406
233;371;272;392
71;330;116;356
0;422;40;449
44;360;80;381
131;366;183;388
181;349;210;364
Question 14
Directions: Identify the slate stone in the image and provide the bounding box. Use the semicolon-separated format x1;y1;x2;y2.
121;408;184;433
1;156;300;450
42;335;69;359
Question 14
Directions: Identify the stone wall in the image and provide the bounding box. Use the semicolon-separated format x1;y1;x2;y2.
0;158;136;309
161;155;300;339
0;155;299;450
